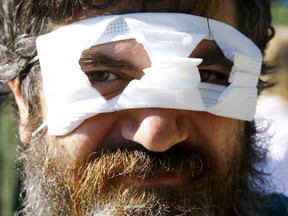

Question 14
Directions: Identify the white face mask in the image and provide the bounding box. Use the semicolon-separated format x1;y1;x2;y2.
35;13;262;136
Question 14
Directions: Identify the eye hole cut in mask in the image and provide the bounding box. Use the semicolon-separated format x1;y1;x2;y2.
35;13;262;136
79;39;232;100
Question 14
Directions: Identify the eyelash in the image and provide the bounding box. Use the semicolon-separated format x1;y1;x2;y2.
85;70;133;99
199;69;229;85
86;71;119;82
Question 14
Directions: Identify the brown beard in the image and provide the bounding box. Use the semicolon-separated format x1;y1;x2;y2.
16;122;270;216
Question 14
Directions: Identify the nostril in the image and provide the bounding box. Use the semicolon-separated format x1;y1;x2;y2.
120;109;190;152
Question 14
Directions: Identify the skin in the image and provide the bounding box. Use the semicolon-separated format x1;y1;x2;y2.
10;0;244;187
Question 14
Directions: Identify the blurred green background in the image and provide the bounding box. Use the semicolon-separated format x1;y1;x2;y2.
0;102;20;216
0;1;287;216
272;1;288;25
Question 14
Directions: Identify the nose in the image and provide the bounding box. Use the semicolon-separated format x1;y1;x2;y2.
121;109;189;152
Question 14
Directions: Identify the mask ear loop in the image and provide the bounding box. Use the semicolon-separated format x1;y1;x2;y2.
31;121;47;139
29;55;47;139
28;55;39;64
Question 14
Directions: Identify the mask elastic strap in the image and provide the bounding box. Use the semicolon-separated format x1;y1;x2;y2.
31;120;47;138
28;55;39;64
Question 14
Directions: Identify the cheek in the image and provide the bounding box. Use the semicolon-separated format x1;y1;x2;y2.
187;112;243;167
55;113;120;162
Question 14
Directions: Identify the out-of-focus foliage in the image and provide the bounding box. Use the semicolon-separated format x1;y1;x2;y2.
271;1;288;25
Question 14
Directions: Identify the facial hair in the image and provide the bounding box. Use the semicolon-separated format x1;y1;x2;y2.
16;123;270;216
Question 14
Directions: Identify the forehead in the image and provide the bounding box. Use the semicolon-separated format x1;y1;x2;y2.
69;0;237;28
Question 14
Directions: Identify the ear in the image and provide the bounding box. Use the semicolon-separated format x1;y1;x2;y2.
9;78;32;143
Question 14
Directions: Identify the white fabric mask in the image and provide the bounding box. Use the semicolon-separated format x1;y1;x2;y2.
35;13;262;136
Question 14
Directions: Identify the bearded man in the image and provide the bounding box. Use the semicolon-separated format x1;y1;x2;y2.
0;0;288;215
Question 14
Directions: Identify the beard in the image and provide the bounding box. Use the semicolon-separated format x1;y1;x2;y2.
16;121;271;216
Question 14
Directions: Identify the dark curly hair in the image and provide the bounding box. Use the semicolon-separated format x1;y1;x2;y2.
0;0;275;113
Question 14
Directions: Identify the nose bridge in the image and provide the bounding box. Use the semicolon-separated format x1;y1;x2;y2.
121;108;189;152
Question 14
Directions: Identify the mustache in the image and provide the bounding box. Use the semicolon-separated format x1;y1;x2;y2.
85;140;218;181
67;142;221;216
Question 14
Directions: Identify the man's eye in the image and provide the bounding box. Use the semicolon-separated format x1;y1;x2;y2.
86;71;118;82
84;70;132;100
199;69;229;86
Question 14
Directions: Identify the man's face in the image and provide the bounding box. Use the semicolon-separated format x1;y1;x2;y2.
46;0;239;169
18;1;266;215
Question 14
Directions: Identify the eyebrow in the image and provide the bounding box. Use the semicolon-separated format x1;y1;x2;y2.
79;52;140;72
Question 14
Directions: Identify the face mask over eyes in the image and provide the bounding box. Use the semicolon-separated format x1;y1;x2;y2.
35;13;262;136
